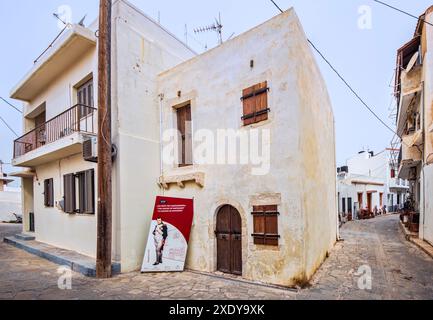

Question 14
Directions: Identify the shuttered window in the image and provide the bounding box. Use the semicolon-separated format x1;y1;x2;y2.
252;205;280;246
77;169;95;214
77;79;94;118
44;179;54;207
63;170;95;215
242;81;269;126
63;174;76;214
176;104;193;167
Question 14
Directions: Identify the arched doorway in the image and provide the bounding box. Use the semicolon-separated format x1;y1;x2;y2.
215;205;242;275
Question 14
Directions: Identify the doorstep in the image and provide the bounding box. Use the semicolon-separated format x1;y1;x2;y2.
4;236;121;277
409;238;433;259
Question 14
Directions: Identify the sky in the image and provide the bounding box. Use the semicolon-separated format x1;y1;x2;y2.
0;0;432;185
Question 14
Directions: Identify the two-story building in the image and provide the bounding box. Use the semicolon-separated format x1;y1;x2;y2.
337;150;409;220
395;6;433;247
8;0;338;287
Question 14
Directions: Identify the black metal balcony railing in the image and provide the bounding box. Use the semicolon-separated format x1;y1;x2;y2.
14;104;97;158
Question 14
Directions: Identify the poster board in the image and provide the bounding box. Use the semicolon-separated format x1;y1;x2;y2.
141;196;194;273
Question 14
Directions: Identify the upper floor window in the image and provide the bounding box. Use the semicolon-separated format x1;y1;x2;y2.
77;78;94;118
176;104;193;167
241;81;270;126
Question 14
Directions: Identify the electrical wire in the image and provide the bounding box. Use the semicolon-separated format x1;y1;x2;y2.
373;0;433;28
268;0;398;137
0;114;19;137
0;97;22;114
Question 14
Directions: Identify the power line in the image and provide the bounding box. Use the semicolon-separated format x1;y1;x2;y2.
307;40;397;135
0;114;19;137
373;0;433;27
0;97;22;114
268;0;398;136
270;0;284;13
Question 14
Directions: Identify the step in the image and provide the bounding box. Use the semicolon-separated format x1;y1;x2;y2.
14;233;36;241
4;236;121;277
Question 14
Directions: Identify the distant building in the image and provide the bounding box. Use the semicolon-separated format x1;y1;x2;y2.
337;150;409;219
0;162;21;222
394;6;433;246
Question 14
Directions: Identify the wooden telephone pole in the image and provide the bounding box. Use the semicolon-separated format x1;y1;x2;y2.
96;0;112;279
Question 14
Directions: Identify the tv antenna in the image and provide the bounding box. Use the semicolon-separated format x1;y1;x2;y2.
53;13;68;26
194;13;223;45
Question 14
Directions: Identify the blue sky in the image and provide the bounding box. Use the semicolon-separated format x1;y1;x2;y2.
0;0;431;183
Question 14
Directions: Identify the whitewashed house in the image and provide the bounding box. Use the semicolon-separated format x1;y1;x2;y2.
9;0;337;287
394;6;433;246
337;150;409;219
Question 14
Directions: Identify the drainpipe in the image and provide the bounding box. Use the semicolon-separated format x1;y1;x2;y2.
158;93;165;195
421;80;426;238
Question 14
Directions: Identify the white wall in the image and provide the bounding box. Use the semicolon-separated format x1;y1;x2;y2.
0;190;21;222
157;9;336;286
111;0;196;271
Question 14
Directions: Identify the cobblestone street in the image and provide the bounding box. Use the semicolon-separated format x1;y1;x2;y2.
1;214;432;300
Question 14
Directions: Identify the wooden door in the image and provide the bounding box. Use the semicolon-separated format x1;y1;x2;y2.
216;205;242;275
367;193;372;212
358;193;363;208
35;111;46;148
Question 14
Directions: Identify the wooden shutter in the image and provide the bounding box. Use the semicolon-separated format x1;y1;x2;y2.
84;169;95;214
64;174;76;214
44;180;49;207
44;179;54;207
252;205;279;246
77;79;94;118
242;81;269;126
177;105;192;167
76;170;95;214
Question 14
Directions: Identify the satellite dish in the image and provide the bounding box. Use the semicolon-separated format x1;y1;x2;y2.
406;52;419;73
78;15;87;27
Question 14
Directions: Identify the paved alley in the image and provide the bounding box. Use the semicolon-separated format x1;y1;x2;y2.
0;215;432;300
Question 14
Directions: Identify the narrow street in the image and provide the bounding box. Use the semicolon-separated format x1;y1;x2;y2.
0;214;432;300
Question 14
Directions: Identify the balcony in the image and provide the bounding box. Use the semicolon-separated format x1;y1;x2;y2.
398;133;422;180
13;104;97;167
389;178;410;191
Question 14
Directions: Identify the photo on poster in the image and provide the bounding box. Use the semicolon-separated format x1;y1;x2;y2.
141;197;194;273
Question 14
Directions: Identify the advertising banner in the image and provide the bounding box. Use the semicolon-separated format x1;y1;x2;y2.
141;196;194;273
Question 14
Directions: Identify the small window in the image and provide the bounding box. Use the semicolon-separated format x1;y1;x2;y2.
44;179;54;207
63;170;95;214
241;81;269;126
252;205;280;246
176;104;193;167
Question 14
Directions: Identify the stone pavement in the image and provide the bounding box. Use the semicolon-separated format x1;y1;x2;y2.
1;215;432;300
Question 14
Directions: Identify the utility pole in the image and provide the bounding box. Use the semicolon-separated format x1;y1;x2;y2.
96;0;112;279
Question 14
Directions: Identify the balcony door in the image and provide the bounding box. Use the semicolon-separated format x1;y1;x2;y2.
35;111;46;149
77;79;94;118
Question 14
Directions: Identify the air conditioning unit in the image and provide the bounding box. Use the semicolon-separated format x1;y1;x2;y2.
83;137;98;163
